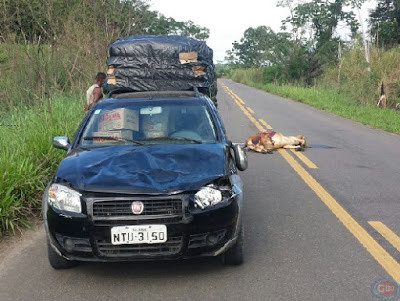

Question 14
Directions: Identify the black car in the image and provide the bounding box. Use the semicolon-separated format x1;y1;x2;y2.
43;91;247;269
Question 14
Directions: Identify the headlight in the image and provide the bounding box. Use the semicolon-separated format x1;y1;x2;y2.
194;185;233;209
47;184;82;213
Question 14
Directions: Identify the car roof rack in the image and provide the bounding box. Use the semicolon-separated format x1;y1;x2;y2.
109;87;201;99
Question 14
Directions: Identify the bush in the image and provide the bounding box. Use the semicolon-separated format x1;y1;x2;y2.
231;68;263;84
263;65;283;84
0;94;83;234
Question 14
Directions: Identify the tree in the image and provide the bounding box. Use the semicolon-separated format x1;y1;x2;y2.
369;0;400;47
279;0;362;83
0;0;210;44
229;26;292;67
282;0;359;50
277;0;304;41
147;15;209;40
227;25;313;83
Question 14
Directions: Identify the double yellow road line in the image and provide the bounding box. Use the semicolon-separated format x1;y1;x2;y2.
219;81;400;283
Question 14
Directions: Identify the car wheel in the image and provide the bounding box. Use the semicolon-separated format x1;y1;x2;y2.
221;224;244;265
47;239;78;269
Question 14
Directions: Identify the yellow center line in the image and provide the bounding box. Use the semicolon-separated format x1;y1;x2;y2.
290;149;318;169
220;82;400;284
259;119;273;130
278;150;400;283
236;96;246;105
229;92;245;105
219;81;246;105
236;97;246;105
369;221;400;253
247;107;255;114
233;97;264;132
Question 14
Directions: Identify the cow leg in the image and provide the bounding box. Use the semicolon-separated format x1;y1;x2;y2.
261;149;273;154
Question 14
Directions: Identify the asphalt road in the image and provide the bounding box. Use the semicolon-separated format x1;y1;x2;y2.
1;79;399;301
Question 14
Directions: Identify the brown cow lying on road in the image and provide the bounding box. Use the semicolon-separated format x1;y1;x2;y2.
244;130;307;153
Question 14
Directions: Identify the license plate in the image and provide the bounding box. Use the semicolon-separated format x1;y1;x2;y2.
111;225;167;245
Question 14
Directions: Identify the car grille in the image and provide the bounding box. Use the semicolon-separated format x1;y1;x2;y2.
96;236;183;257
92;199;183;217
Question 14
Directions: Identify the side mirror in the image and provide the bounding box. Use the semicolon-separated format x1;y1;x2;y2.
53;136;70;151
231;143;248;171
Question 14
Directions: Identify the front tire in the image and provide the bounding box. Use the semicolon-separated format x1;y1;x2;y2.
221;225;244;265
47;239;78;269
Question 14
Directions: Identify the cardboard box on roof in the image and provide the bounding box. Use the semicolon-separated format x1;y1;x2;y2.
92;130;133;144
98;108;138;131
179;51;198;64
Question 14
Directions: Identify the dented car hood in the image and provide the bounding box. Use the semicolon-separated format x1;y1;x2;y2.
55;144;227;194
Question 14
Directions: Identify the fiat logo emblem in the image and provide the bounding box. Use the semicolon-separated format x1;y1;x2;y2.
131;201;144;215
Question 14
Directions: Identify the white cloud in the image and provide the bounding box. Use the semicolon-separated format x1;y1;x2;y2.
149;0;377;62
149;0;288;62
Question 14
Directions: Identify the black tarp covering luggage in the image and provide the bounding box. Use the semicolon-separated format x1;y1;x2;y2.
104;35;217;105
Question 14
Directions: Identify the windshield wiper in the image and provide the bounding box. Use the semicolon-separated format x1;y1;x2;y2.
143;136;203;144
78;145;92;151
83;136;144;145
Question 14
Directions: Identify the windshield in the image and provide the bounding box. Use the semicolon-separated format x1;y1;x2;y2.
80;100;218;146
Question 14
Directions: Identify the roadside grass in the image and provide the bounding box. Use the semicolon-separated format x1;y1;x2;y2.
319;46;400;107
228;46;400;134
0;95;84;235
230;47;400;108
231;78;400;134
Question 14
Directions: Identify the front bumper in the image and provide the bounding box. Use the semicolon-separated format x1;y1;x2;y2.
44;192;242;262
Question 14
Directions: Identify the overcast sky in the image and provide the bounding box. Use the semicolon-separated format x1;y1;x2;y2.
149;0;377;62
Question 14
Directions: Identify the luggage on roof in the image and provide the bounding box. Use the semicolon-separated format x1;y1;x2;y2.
104;35;217;105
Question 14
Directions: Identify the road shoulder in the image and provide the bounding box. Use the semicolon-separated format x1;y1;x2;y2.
0;218;43;267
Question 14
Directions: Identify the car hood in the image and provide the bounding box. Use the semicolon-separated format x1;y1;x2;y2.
55;144;227;194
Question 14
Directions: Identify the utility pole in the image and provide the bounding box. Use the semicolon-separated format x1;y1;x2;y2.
356;5;371;72
338;41;342;86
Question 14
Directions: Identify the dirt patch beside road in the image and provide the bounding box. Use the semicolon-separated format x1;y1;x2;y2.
0;218;42;266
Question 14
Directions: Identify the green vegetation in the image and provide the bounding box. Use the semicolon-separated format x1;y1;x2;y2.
225;1;400;94
230;46;400;107
0;95;83;234
226;0;366;85
232;73;400;134
370;0;400;47
319;46;400;107
224;0;400;134
228;42;400;133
